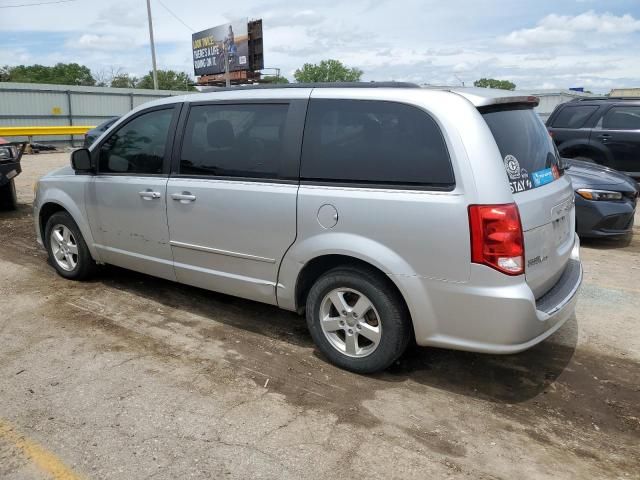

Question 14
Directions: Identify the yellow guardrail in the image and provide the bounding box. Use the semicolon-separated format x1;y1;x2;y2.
0;126;96;136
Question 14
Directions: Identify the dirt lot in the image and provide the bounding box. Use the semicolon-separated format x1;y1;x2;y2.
1;153;639;479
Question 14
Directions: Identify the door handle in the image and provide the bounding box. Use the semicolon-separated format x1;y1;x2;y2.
597;133;611;139
139;190;161;200
171;192;196;203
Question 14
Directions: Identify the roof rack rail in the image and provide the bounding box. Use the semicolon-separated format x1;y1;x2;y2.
573;96;640;101
199;81;421;92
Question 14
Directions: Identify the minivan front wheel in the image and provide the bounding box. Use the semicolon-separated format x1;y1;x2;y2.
306;266;411;373
45;211;96;280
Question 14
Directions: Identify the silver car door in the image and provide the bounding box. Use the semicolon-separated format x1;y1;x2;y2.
85;106;179;280
166;98;308;304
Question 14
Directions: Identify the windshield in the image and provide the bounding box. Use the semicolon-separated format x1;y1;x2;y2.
482;105;562;194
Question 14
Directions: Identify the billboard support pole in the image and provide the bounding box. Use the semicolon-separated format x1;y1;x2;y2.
224;45;230;87
146;0;159;90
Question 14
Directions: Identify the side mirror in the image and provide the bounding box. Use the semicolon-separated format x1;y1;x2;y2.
71;148;93;173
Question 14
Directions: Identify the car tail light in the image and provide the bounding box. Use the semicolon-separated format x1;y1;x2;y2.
468;203;524;276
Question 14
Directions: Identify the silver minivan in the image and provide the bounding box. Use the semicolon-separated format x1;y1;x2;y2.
34;84;582;373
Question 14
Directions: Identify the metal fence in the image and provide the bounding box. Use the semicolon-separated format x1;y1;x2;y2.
0;82;193;145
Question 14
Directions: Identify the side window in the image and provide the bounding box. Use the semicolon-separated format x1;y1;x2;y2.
602;106;640;130
98;108;173;174
551;105;598;128
179;104;289;178
300;99;454;187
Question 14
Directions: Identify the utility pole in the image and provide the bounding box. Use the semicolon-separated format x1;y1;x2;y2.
146;0;159;90
224;44;230;88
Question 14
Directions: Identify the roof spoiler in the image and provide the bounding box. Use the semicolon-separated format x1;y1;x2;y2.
439;88;540;108
484;95;540;107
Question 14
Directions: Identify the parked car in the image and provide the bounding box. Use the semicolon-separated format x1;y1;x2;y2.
565;158;638;238
546;97;640;179
83;117;119;148
33;84;582;373
0;137;22;210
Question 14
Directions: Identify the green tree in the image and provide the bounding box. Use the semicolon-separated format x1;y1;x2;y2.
137;70;196;91
2;63;95;85
111;73;139;88
473;78;516;90
294;59;363;83
0;65;10;82
262;75;289;84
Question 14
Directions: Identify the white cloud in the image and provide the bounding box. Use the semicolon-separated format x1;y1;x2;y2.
542;11;640;34
500;10;640;47
263;10;324;28
1;1;640;93
70;34;136;51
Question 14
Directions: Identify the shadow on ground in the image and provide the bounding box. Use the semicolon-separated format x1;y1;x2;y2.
580;235;633;250
95;264;579;406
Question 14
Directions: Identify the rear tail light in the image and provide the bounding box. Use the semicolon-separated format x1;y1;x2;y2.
468;203;524;276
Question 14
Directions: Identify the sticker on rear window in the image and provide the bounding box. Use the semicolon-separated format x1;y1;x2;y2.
504;155;532;193
531;168;554;187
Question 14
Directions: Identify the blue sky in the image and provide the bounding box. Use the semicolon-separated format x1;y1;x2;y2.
1;0;639;92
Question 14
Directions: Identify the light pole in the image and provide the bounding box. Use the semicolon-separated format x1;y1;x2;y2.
146;0;159;90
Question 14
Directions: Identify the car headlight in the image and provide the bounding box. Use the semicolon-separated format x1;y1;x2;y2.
576;189;623;201
0;147;11;160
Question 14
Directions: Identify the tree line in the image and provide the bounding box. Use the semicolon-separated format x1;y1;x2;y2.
0;63;197;91
0;61;516;90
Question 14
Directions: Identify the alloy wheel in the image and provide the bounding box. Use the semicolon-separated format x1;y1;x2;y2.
319;288;382;358
50;224;79;272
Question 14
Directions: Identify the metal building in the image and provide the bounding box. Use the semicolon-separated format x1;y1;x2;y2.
609;88;640;97
0;82;193;145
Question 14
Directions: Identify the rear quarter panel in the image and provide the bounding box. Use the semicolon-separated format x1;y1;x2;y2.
278;89;515;311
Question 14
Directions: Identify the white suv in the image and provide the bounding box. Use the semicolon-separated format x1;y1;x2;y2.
34;84;582;373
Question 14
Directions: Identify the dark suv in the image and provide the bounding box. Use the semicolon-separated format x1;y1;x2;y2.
547;98;640;178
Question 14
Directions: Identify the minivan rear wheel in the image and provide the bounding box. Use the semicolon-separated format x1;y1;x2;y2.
305;266;411;373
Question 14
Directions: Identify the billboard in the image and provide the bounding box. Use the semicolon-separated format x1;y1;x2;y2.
192;19;249;76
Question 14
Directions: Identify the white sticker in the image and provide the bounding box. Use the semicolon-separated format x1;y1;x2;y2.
504;154;532;193
504;155;521;180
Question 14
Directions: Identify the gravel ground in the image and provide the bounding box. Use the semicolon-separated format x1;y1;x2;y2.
1;152;639;480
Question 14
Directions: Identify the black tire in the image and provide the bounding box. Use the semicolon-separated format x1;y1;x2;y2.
305;265;411;374
0;179;17;211
44;211;96;280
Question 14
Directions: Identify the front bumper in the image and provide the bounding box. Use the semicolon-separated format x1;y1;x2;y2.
393;234;582;354
575;194;636;238
0;161;21;187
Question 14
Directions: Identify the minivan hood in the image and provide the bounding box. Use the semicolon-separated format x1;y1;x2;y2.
44;165;74;178
565;158;632;188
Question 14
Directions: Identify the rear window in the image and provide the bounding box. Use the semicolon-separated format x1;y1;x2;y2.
551;105;598;128
482;106;562;194
301;99;454;188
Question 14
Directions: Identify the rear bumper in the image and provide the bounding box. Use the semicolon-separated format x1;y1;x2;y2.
393;234;582;354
